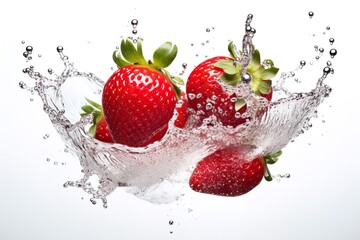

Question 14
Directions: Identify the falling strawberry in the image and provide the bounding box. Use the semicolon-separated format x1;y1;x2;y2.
81;98;114;143
189;146;281;197
102;39;184;147
186;42;279;127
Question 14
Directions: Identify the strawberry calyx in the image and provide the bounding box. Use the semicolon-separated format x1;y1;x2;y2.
214;41;279;110
80;98;104;137
112;38;183;99
261;150;282;181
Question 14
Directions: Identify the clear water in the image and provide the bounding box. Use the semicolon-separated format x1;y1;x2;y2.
20;14;335;207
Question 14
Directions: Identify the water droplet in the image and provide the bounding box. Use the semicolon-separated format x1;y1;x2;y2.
242;73;251;83
315;56;320;60
19;81;27;89
48;68;53;74
329;38;335;45
21;40;25;44
54;161;58;165
206;103;212;110
30;98;34;101
188;93;195;100
57;46;64;52
27;56;32;60
314;45;318;51
90;198;97;205
308;11;314;18
38;54;42;58
235;112;241;118
43;133;50;139
46;157;51;162
329;48;337;58
196;93;202;99
131;19;138;26
170;231;173;234
206;28;210;32
132;29;138;35
169;220;174;225
326;26;330;30
323;67;331;74
182;63;187;69
327;61;332;66
26;46;33;52
319;48;324;53
300;60;306;67
23;52;29;58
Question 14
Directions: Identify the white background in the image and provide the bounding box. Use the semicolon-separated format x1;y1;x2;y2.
1;0;360;239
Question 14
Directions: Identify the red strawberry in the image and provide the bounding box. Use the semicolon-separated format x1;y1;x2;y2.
102;39;184;147
81;98;114;143
186;42;278;127
189;146;282;197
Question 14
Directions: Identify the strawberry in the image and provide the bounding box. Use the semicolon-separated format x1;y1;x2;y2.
102;39;184;147
81;98;114;143
189;146;282;197
186;42;278;127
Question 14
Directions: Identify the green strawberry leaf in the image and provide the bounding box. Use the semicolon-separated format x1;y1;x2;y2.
219;73;241;86
112;50;131;68
85;98;102;110
81;105;94;114
259;80;272;95
121;39;147;65
214;60;240;75
263;150;282;165
153;42;178;69
235;98;246;111
249;49;260;67
228;41;240;59
162;69;183;99
263;59;275;68
261;67;279;80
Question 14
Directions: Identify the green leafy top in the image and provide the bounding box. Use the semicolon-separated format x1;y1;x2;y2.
113;38;183;99
262;150;282;181
213;41;279;110
80;98;103;137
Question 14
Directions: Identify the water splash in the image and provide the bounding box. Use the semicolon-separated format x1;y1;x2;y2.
20;14;335;206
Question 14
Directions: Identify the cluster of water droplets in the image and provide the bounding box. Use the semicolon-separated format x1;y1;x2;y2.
20;13;335;206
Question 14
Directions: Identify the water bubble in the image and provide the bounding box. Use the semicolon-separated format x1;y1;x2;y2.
182;63;187;69
242;73;251;83
326;61;332;66
188;93;195;100
21;40;25;44
43;133;50;139
329;48;337;58
314;45;318;51
19;81;27;89
206;28;210;32
26;46;33;52
54;161;58;165
308;11;314;18
319;48;324;53
326;26;330;30
196;93;202;99
48;68;53;74
90;198;97;205
131;19;138;26
57;46;64;52
300;60;306;67
170;231;173;234
206;103;212;110
315;56;320;60
38;54;42;58
23;52;29;58
329;38;335;45
323;67;331;74
235;112;241;118
169;220;174;225
132;29;138;35
46;157;51;162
